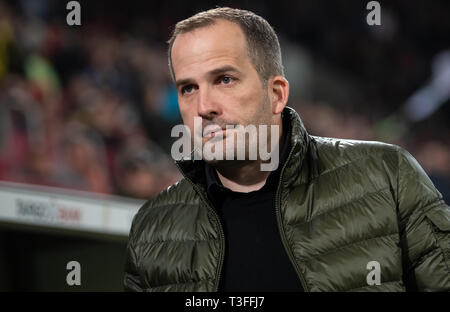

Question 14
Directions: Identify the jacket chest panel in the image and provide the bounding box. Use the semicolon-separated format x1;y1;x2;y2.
280;174;403;291
137;203;221;291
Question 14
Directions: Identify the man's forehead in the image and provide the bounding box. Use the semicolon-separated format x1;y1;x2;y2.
174;19;246;47
171;20;249;77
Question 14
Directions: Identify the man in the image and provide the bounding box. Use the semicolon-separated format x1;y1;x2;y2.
124;7;450;292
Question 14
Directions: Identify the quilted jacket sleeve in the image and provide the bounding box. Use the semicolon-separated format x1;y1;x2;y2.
396;147;450;291
124;212;143;292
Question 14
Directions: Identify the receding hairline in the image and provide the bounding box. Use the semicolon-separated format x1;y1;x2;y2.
169;18;253;78
171;18;248;50
167;7;285;84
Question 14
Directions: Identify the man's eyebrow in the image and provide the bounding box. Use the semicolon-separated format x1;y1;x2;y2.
207;65;242;77
175;78;195;89
175;65;242;88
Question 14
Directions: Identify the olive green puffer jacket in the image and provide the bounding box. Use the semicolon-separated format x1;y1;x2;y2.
124;107;450;292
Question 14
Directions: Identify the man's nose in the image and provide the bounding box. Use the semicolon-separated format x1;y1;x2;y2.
197;87;222;119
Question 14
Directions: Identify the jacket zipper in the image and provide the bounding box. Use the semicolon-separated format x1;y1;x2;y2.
275;141;309;292
175;140;309;292
174;162;225;292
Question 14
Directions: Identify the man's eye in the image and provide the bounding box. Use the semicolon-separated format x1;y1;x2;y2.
219;76;233;84
181;85;195;94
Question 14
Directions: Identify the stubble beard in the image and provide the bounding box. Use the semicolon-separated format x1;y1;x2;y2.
201;95;273;169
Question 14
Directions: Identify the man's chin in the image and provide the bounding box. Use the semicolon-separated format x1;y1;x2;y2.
202;158;229;167
202;157;253;168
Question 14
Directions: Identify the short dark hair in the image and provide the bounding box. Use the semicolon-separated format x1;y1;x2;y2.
167;7;284;85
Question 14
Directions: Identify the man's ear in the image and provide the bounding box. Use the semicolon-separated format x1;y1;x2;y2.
268;76;289;114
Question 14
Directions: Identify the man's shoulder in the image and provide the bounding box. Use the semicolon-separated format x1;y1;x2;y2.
310;136;405;175
128;178;199;242
312;135;401;154
145;178;198;209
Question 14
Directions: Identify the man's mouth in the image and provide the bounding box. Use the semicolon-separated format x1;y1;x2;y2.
202;125;226;138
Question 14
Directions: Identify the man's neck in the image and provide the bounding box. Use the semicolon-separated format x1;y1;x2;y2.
215;161;271;193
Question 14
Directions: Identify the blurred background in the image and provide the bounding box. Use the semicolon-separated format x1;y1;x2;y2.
0;0;449;291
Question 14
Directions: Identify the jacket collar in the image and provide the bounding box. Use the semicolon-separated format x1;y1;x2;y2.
175;106;311;191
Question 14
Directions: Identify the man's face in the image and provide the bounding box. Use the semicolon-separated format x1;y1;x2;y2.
171;19;274;164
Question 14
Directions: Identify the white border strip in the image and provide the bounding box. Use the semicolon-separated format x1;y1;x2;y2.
0;181;144;236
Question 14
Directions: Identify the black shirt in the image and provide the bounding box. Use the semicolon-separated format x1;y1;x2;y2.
204;113;304;292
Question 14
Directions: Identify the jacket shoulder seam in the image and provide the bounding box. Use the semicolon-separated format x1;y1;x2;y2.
287;186;391;228
303;232;398;261
314;148;397;182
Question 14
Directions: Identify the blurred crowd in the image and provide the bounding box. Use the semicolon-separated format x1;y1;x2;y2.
0;0;449;201
0;0;183;198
